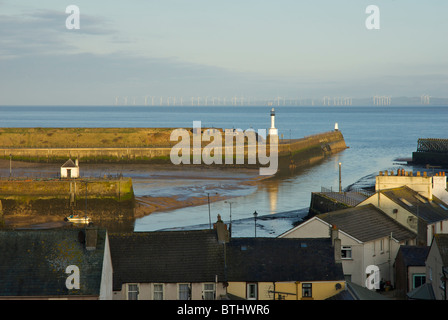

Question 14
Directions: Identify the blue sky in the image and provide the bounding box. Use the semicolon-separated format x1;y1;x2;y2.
0;1;447;105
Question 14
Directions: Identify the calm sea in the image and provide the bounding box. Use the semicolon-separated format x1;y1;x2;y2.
1;105;447;232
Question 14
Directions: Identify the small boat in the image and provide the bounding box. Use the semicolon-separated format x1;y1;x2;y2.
64;214;91;224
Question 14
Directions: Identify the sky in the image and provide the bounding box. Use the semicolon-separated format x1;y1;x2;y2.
0;0;447;105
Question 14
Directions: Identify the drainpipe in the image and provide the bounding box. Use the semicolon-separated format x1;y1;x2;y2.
443;267;447;300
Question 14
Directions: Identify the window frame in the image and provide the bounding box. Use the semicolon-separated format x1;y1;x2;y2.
203;283;216;300
127;283;139;300
246;283;258;300
302;283;312;298
341;245;352;260
153;283;164;300
412;274;426;289
178;283;191;300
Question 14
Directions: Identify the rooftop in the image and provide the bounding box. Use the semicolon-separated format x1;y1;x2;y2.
0;227;106;297
109;230;225;291
381;186;448;223
317;204;416;243
226;237;344;282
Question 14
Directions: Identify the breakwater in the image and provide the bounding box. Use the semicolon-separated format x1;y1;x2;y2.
0;128;347;169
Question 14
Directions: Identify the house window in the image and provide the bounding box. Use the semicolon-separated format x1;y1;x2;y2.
127;284;139;300
153;284;163;300
412;274;426;289
178;284;191;300
341;246;352;259
203;283;216;300
247;283;258;300
302;283;312;297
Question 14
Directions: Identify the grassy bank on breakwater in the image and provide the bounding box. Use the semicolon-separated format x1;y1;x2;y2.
0;128;347;168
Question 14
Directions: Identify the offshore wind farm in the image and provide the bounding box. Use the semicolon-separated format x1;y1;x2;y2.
111;95;444;107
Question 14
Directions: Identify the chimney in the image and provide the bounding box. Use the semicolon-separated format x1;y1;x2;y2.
75;158;79;167
330;225;342;263
214;214;229;243
85;226;98;251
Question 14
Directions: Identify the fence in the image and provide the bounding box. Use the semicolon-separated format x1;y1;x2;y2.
320;187;373;207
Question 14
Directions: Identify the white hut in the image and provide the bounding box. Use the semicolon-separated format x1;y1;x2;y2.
61;158;79;178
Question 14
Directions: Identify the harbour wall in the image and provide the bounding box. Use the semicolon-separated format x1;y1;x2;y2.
0;178;135;231
0;128;347;168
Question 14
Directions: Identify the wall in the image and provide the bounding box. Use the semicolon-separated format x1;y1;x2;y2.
376;172;433;199
0;129;347;168
0;178;133;199
426;239;446;300
114;282;227;300
99;234;114;300
280;217;331;239
0;178;135;231
227;281;345;300
308;192;351;216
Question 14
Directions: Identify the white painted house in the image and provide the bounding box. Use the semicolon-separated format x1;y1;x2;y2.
358;170;448;245
61;158;79;178
279;204;416;288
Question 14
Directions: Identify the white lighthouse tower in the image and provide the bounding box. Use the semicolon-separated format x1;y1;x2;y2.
269;108;278;137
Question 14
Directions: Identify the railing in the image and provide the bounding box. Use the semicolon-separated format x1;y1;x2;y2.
320;187;373;207
417;138;448;153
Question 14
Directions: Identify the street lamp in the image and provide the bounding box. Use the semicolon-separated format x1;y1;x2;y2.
253;210;258;238
207;193;211;229
339;162;342;193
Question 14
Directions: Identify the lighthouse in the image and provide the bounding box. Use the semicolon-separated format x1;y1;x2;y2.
269;108;278;137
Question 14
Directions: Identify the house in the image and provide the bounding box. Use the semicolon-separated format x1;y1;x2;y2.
420;234;448;300
279;204;416;288
358;186;448;245
109;215;345;300
61;158;79;178
109;228;228;300
394;245;430;300
0;227;113;300
225;237;345;300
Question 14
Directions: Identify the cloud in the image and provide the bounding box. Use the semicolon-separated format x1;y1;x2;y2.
0;8;117;58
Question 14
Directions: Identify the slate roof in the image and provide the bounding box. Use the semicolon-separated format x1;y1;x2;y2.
61;159;77;168
381;186;448;224
108;230;226;291
397;245;429;267
0;228;107;297
327;281;390;300
317;204;416;243
407;282;435;300
226;237;344;282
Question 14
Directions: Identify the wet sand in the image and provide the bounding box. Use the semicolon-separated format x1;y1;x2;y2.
0;159;270;229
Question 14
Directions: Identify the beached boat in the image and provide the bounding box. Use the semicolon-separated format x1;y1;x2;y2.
64;214;91;224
